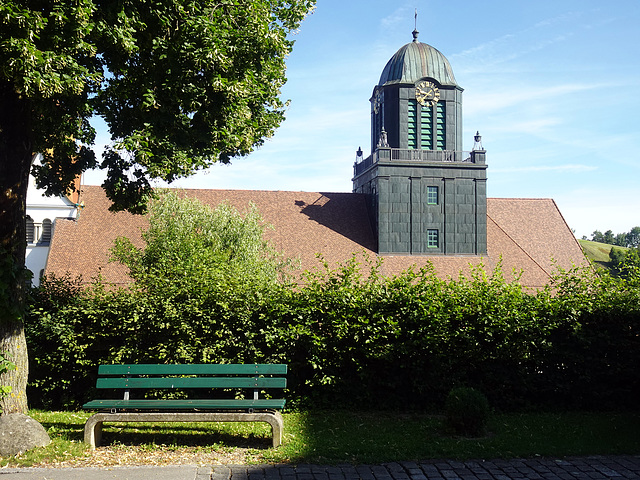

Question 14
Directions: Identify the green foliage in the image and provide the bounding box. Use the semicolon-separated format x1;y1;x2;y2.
1;0;314;414
445;387;490;437
609;248;640;278
610;246;627;266
590;226;640;248
26;242;640;412
1;0;316;209
111;190;294;291
26;194;296;408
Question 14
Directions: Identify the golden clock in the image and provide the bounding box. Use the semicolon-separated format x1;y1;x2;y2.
415;81;440;106
373;89;383;114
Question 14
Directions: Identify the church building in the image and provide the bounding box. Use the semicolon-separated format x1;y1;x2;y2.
42;32;587;290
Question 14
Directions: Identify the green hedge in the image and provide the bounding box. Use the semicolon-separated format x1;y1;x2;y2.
25;256;640;411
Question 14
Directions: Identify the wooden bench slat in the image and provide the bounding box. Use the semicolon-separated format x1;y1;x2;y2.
83;363;287;449
96;376;286;389
83;398;286;410
97;364;287;376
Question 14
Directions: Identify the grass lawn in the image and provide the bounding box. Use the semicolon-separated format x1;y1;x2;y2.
578;239;628;270
3;410;639;467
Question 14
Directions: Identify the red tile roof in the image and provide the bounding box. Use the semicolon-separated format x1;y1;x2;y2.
45;186;587;290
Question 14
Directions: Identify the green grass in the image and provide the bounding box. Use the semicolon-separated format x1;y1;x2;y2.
3;410;639;467
578;239;628;270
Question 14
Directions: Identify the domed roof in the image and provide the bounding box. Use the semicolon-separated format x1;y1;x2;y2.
379;32;458;87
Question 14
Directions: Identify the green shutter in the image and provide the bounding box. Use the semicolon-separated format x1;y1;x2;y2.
421;104;433;150
408;100;418;149
436;102;446;150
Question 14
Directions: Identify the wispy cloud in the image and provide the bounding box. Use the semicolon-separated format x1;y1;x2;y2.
464;83;603;115
452;11;585;71
380;5;413;30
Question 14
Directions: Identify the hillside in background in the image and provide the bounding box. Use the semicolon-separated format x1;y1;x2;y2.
578;239;629;271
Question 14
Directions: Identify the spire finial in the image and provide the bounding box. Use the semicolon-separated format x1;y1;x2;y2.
412;9;419;42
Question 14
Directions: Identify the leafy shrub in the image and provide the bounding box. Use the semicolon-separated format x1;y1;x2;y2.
445;387;490;436
24;196;640;411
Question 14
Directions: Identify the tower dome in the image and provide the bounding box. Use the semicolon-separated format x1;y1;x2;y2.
378;32;458;87
355;29;486;258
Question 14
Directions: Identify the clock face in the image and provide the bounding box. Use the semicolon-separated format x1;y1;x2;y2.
415;80;440;106
373;89;383;114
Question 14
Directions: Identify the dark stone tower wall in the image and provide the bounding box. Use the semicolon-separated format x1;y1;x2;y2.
355;35;487;256
353;150;487;255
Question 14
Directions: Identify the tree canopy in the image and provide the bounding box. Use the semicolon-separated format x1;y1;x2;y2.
590;227;640;248
2;0;315;210
111;190;296;292
0;0;314;413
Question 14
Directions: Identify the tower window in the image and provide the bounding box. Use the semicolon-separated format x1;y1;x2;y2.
408;100;418;149
427;186;438;205
421;104;433;150
427;229;439;248
436;102;446;150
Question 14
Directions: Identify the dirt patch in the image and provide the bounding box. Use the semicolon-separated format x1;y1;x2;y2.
28;445;267;468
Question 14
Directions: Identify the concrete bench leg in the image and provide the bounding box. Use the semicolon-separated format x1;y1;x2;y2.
84;413;104;448
267;411;283;448
83;411;284;449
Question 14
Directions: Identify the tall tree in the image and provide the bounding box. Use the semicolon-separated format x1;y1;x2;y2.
626;226;640;249
0;0;314;413
591;230;604;243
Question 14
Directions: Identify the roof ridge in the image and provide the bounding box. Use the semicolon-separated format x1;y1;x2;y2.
488;197;553;201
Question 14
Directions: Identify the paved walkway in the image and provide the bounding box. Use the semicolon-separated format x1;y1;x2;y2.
2;457;640;480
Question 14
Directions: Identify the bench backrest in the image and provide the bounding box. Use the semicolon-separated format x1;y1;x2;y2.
95;364;287;400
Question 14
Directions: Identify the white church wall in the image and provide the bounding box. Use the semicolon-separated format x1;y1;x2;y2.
26;155;79;287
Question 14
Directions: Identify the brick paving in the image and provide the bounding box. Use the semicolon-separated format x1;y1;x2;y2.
211;457;640;480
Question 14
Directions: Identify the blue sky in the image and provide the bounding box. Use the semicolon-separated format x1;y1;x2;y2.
84;0;640;239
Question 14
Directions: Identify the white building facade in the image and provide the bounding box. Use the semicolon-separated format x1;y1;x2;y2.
25;155;80;287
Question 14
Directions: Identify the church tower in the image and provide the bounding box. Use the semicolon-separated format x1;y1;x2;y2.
353;30;487;255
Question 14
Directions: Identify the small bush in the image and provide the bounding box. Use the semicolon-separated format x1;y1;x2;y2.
445;387;490;436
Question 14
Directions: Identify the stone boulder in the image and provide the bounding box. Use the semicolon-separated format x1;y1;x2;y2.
0;413;50;456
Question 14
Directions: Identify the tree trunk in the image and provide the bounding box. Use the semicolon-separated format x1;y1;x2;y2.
0;81;33;414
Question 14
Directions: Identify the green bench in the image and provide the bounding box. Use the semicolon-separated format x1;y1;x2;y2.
82;364;287;448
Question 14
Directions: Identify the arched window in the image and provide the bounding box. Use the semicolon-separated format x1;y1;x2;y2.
26;216;35;244
40;218;52;245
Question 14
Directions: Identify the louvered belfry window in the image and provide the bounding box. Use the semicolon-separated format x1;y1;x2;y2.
436;102;446;150
408;100;445;151
408;100;418;149
420;104;433;150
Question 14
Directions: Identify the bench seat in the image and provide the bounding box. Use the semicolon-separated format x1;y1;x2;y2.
82;363;287;449
83;398;286;410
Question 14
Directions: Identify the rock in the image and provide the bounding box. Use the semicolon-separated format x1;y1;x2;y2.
0;413;50;456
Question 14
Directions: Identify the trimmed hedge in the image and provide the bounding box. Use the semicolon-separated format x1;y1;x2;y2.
25;256;640;411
